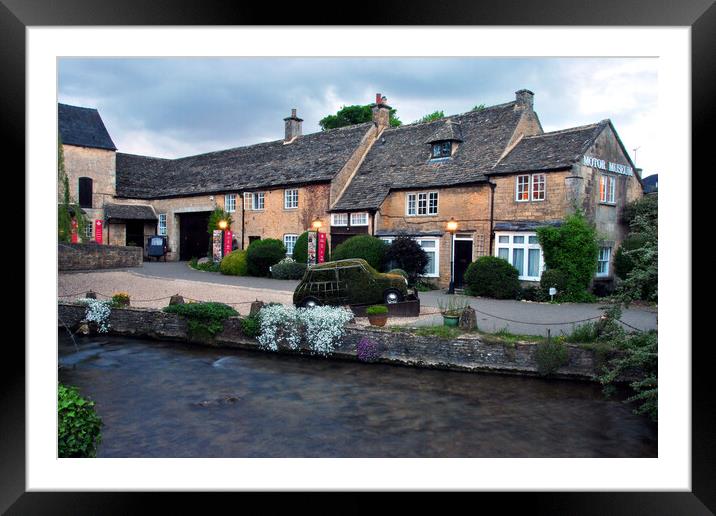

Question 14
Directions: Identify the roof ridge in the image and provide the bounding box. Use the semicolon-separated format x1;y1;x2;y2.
117;151;171;161
525;120;606;139
58;102;99;112
385;100;518;131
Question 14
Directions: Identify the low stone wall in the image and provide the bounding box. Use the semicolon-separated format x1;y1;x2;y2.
58;302;603;380
58;243;143;271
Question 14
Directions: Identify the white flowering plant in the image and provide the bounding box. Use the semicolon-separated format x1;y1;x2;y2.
77;298;112;333
256;304;353;356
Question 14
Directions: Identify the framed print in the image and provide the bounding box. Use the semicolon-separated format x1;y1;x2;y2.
6;0;711;512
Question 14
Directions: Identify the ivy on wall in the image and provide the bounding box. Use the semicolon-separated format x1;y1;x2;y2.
57;138;88;243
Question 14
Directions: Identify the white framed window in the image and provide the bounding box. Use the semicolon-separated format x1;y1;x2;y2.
350;212;369;226
597;247;612;277
516;175;530;201
331;213;348;226
406;192;439;216
284;234;298;256
84;223;93;240
284;189;298;209
158;214;167;236
224;193;236;213
244;192;265;210
532;174;546;201
431;141;452;158
418;238;439;277
494;232;544;281
600;175;616;204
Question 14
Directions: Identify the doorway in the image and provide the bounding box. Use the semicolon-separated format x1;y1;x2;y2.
125;221;144;248
178;212;211;261
453;239;473;288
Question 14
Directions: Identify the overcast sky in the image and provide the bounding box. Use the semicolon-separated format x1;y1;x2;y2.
58;57;658;176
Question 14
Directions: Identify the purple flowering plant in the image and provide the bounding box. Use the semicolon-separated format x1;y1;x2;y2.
356;336;381;363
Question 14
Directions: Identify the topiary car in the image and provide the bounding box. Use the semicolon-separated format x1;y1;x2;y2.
293;258;412;308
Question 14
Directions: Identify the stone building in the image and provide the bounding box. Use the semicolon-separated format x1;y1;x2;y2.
58;90;643;288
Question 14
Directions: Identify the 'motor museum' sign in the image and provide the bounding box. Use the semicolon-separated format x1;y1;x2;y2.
582;155;633;176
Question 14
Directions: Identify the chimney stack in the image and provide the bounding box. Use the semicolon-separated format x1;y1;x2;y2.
283;108;303;142
515;89;534;110
371;92;392;129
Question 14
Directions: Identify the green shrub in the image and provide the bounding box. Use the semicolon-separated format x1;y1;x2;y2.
332;235;388;271
620;194;658;226
614;234;648;280
535;339;569;376
58;384;103;458
189;258;221;272
520;285;545;302
163;302;238;339
292;231;331;265
246;239;286;277
240;314;261;338
366;304;388;315
566;321;599;343
537;211;599;302
384;235;429;285
271;259;307;280
220;250;249;276
463;256;521;299
539;268;569;301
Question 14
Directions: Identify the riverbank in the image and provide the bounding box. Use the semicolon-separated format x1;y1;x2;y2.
58;302;620;381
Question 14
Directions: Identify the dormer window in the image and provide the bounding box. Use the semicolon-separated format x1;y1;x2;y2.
431;141;452;159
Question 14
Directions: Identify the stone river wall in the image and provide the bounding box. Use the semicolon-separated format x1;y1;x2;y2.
58;302;606;381
59;243;143;271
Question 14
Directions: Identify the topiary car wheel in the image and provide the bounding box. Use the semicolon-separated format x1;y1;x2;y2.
383;289;403;304
300;297;321;308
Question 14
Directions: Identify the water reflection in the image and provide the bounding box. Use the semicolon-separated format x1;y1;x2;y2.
58;332;657;458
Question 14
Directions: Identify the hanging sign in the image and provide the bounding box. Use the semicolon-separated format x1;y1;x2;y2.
317;232;327;263
94;220;103;244
223;229;233;257
307;231;317;265
70;219;78;243
212;230;223;262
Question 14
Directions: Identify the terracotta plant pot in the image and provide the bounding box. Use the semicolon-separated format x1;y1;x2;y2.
368;314;388;327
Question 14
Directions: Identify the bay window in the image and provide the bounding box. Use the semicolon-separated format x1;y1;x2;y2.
495;232;544;281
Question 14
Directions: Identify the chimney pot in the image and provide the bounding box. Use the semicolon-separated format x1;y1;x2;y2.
371;93;392;129
515;89;534;110
376;93;382;104
283;108;303;142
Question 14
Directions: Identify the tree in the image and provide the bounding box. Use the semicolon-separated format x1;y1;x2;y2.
319;104;402;131
383;235;429;285
472;104;486;112
415;110;444;123
536;210;599;302
616;195;658;303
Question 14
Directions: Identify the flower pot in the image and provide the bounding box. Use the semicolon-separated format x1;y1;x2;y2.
368;314;388;327
442;315;459;327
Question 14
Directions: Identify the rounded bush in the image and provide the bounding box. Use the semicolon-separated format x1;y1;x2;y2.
246;239;286;277
384;236;429;285
540;269;569;299
292;231;331;265
220;250;248;276
58;384;102;457
271;260;307;280
332;235;387;271
463;256;521;299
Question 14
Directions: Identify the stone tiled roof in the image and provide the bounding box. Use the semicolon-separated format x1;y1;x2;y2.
642;174;657;193
424;119;463;143
489;121;607;175
331;102;523;211
58;103;117;151
115;123;373;199
105;203;158;221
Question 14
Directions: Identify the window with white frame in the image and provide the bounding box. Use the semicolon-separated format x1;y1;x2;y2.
495;232;544;281
516;174;546;202
284;189;298;209
284;234;298;256
532;174;546;201
331;213;348;226
378;237;439;277
84;223;93;240
599;175;616;204
350;212;369;226
158;214;167;236
244;192;265;210
406;192;438;216
597;247;612;277
224;194;236;213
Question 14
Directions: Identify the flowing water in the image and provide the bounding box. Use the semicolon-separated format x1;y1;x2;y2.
58;332;657;458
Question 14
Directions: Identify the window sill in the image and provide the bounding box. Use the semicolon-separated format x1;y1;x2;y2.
599;202;617;207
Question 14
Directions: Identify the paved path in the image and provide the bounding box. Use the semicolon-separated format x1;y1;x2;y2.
59;261;657;336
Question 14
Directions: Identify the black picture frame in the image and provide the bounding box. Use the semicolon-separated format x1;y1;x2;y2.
6;0;708;512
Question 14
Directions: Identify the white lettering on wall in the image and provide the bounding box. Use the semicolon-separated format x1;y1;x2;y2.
583;155;633;176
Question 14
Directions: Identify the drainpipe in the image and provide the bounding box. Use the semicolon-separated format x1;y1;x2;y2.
371;210;376;236
489;181;496;255
241;193;246;250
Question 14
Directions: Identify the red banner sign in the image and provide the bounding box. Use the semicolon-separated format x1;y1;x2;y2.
71;219;78;243
223;229;233;257
94;219;103;244
317;231;327;263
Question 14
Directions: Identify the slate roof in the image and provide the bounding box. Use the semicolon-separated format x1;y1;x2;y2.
331;102;524;211
489;121;607;175
424;119;463;143
104;203;158;221
642;174;658;193
115;123;373;199
58;103;117;151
